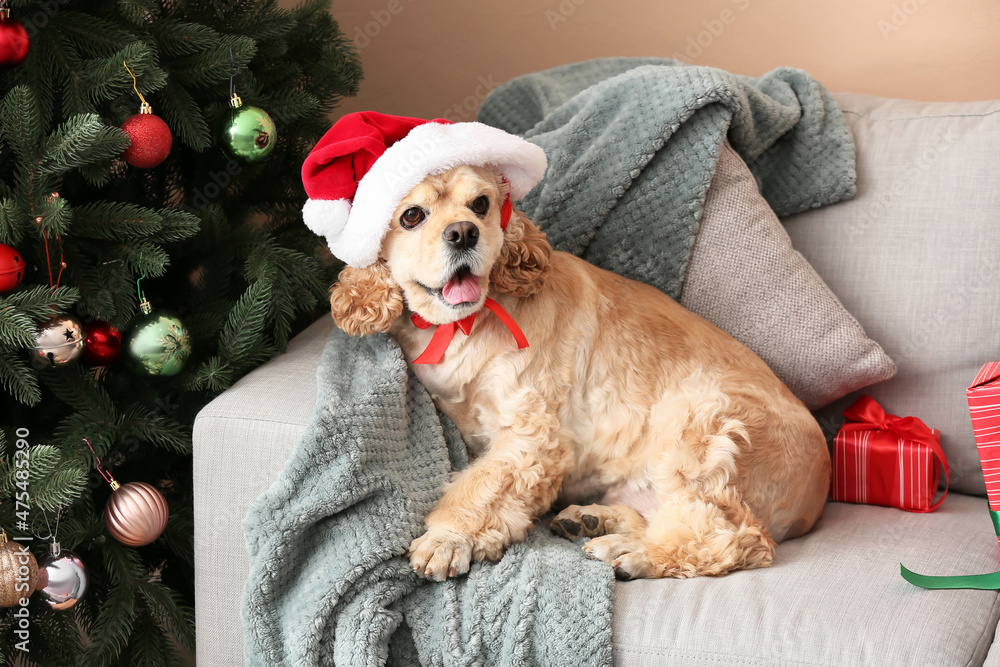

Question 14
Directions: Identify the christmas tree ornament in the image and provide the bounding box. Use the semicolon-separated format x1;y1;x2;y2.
0;242;25;292
82;320;122;366
104;481;170;547
0;531;38;608
222;51;275;163
222;93;276;164
84;438;169;547
35;543;87;610
127;298;191;376
120;61;172;168
29;314;85;370
0;5;29;70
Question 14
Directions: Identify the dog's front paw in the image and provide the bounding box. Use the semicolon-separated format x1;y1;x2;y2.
407;527;473;582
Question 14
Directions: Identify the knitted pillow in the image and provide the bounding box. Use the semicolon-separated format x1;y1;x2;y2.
679;143;896;410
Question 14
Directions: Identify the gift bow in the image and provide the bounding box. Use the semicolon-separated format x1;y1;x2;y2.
840;395;950;513
410;297;528;365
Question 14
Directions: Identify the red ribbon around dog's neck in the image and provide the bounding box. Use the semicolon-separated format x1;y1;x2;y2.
410;298;528;364
410;190;524;364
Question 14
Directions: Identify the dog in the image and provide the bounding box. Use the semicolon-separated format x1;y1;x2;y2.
328;163;831;581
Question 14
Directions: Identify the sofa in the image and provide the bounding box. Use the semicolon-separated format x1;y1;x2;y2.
193;91;1000;666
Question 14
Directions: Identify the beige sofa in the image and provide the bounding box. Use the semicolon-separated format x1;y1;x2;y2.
194;92;1000;666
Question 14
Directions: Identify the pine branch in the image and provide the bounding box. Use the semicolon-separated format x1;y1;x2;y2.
168;35;256;89
71;202;163;241
0;300;38;349
51;11;135;58
117;404;191;455
217;280;272;361
0;350;39;405
83;43;167;110
0;85;42;164
0;285;80;321
156;79;210;151
151;209;199;243
136;579;195;655
151;19;220;57
0;444;87;511
44;365;117;422
38;114;131;179
117;0;158;26
82;577;137;667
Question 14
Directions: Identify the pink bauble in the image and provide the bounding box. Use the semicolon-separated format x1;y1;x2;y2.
104;482;169;547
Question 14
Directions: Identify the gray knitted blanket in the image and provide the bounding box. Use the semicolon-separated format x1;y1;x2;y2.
477;57;856;297
242;59;856;667
242;331;614;667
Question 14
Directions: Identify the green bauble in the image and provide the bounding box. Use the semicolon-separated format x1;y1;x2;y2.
222;105;276;163
127;309;191;376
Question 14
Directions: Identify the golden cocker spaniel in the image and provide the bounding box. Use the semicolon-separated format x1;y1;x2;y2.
329;164;831;581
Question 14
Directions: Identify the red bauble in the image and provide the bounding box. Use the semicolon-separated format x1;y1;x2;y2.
0;16;29;69
0;243;25;293
120;113;173;168
82;321;122;366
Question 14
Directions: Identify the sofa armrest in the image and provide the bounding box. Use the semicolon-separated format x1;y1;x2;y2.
192;316;334;667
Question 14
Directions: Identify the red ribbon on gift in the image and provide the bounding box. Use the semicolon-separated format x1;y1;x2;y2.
834;396;949;513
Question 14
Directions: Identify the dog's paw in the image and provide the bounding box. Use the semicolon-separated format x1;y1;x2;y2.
582;534;654;580
550;503;647;540
407;527;473;582
550;505;606;539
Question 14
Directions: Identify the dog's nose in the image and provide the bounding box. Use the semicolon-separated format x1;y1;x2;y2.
443;221;479;250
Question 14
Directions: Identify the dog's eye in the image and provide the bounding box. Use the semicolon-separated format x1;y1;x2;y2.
470;196;489;216
400;207;425;229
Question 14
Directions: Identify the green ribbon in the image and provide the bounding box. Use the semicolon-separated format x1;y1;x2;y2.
991;509;1000;538
901;564;1000;590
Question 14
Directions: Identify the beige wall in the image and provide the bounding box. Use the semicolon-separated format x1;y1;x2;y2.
317;0;1000;120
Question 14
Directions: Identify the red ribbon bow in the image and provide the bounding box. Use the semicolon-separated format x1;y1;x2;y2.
840;395;949;512
410;297;528;364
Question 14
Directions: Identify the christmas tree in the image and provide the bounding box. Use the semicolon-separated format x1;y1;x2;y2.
0;0;360;664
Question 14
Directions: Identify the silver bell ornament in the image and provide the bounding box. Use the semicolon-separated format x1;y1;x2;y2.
29;314;84;370
35;542;87;610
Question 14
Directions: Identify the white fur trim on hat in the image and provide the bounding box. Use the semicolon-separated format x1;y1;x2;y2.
330;122;547;268
302;198;352;243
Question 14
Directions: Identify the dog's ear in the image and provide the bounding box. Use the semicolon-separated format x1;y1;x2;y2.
329;260;404;335
490;206;551;298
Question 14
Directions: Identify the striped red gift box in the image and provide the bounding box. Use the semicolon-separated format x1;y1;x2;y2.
831;395;948;512
967;362;1000;547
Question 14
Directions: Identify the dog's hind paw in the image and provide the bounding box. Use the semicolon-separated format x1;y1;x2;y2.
582;534;655;580
550;503;647;540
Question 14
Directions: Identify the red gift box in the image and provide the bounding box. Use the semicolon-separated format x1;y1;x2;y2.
831;396;949;512
967;362;1000;546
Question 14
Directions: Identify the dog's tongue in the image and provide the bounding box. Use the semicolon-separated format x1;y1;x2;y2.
442;272;481;305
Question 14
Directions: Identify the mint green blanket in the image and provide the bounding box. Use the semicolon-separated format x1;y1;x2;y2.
241;59;855;666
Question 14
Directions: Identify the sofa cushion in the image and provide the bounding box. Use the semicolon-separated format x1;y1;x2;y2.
613;494;1000;667
783;93;1000;495
681;142;896;410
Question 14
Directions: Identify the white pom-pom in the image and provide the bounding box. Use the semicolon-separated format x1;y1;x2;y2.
302;198;352;242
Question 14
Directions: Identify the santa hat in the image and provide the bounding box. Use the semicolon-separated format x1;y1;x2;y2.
301;111;548;268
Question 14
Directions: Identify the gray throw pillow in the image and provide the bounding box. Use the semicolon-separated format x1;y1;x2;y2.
680;142;896;410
